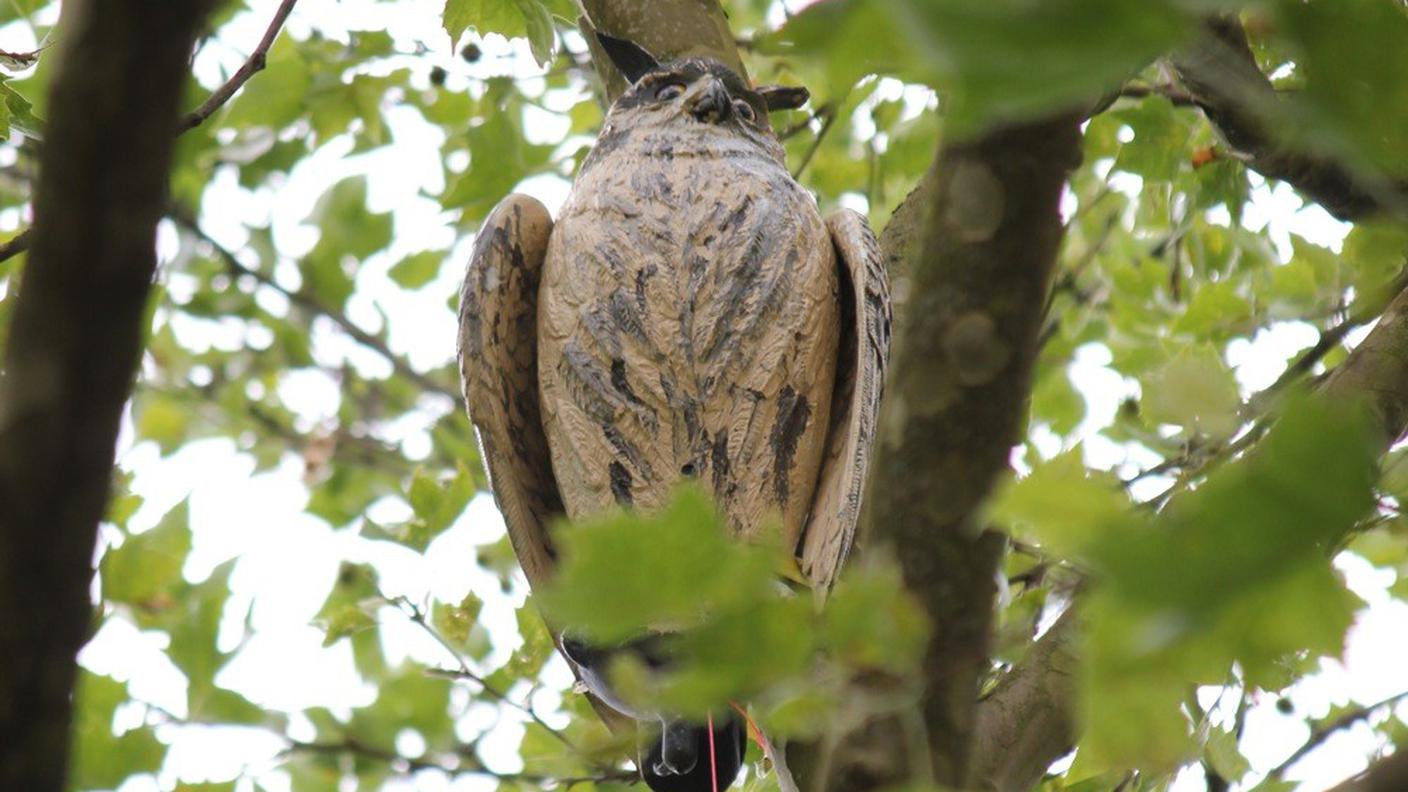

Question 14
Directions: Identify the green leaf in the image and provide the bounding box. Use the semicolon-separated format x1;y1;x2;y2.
1342;221;1408;313
134;392;193;454
69;671;167;790
318;603;376;647
1031;362;1086;435
302;176;392;309
1139;344;1242;436
1081;395;1376;767
1277;0;1408;177
432;592;492;660
820;560;930;675
225;35;312;131
443;0;557;66
101;500;193;606
986;449;1139;559
539;485;777;643
315;563;387;679
779;0;1200;135
1204;727;1250;782
408;464;475;536
444;99;554;223
518;0;556;68
0;77;42;139
1112;96;1194;182
366;464;476;553
347;663;454;751
387;250;444;289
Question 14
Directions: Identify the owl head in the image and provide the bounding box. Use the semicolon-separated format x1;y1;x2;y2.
596;33;809;135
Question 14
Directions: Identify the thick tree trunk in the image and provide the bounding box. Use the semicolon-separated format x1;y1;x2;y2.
0;1;213;789
578;0;747;102
838;114;1084;790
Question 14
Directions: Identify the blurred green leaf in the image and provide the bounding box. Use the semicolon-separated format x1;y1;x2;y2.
302;176;392;309
1082;394;1376;767
778;0;1204;135
540;486;777;643
69;672;166;790
315;563;387;679
1139;343;1242;436
101;500;192;606
1112;96;1194;183
1277;0;1408;177
225;35;312;131
987;449;1138;559
348;663;454;750
388;250;444;289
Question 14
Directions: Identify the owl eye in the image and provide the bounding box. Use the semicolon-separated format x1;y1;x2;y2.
732;99;756;123
655;82;686;101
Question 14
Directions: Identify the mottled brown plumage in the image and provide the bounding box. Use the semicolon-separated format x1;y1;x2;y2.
540;75;841;556
459;46;889;594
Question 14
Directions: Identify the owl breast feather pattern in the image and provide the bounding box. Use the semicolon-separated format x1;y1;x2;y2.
537;118;839;549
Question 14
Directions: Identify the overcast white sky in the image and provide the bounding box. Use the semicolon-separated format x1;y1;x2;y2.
1;1;1404;790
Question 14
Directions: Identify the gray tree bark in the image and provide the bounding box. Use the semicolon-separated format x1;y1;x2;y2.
0;1;214;789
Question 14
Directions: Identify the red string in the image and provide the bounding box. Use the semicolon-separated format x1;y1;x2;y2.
707;711;719;792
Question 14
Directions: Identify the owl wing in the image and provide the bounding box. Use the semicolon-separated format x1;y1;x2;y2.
798;209;892;591
458;194;563;591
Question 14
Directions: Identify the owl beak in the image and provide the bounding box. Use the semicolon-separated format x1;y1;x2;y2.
684;76;732;124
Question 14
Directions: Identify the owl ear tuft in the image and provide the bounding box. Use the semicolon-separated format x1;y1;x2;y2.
757;84;810;112
596;33;660;84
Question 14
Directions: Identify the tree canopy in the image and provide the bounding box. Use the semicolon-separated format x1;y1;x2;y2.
2;1;1408;791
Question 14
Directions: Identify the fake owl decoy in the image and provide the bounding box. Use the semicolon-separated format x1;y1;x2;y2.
458;34;890;792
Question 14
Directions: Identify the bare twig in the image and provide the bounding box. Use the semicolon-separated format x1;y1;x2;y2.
1116;82;1198;107
285;737;637;785
168;210;461;402
1269;689;1408;780
1247;267;1408;417
0;229;30;265
792;105;838;179
777;102;832;141
2;1;299;263
180;0;300;132
386;595;578;751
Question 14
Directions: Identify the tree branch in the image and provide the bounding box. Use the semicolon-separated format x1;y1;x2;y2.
170;209;462;403
0;1;217;789
576;0;747;103
0;0;300;264
1171;15;1407;221
1322;281;1408;452
180;0;301;132
1269;689;1408;781
386;595;577;751
964;275;1408;792
1327;750;1408;792
0;228;30;265
970;608;1079;792
816;112;1083;791
791;105;838;179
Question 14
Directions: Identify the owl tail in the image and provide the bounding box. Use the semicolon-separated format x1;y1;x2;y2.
642;713;745;792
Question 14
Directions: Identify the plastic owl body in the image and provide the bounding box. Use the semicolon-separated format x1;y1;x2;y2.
538;56;840;549
457;35;890;792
